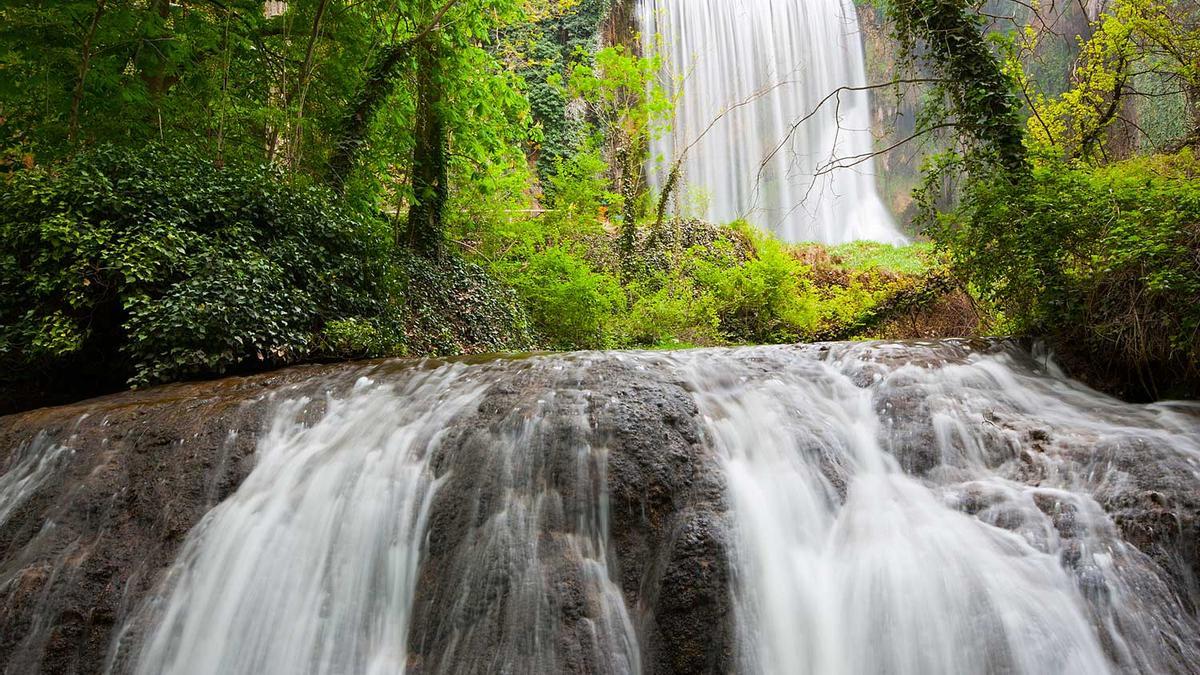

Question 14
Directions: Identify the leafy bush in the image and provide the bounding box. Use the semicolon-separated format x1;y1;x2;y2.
473;203;957;352
0;145;536;409
492;245;624;350
689;227;821;343
614;273;721;348
0;145;391;388
392;251;533;356
542;143;620;233
933;149;1200;397
318;318;401;360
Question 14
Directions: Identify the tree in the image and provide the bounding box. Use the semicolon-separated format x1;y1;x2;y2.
886;0;1027;172
558;45;671;260
1021;0;1200;159
404;28;448;255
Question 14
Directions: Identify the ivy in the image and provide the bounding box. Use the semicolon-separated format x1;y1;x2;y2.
1;145;383;387
885;0;1027;171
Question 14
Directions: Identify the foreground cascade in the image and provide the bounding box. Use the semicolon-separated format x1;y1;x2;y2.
639;0;906;244
1;341;1199;674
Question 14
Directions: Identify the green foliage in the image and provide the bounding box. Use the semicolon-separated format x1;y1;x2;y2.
0;0;541;237
1012;0;1200;159
319;317;402;359
542;141;621;232
392;250;534;355
1;0;259;159
0;144;534;408
560;46;672;136
511;0;610;177
885;0;1027;171
493;245;623;350
933;148;1200;392
554;43;672;233
472;196;948;352
1024;3;1139;157
687;229;821;343
826;241;934;275
615;273;721;347
0;145;387;386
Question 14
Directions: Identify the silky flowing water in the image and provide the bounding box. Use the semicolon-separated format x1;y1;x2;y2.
3;342;1200;674
638;0;906;244
667;343;1200;673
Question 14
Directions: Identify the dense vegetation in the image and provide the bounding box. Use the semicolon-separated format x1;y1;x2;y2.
0;140;946;408
935;150;1199;398
1;0;1197;408
887;0;1200;398
0;145;532;407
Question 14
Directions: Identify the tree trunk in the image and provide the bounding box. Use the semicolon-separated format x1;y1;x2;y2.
888;0;1027;172
404;38;447;257
287;0;330;171
68;0;108;144
617;144;637;260
142;0;173;98
327;0;461;192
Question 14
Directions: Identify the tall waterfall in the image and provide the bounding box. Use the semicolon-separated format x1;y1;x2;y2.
638;0;906;244
4;343;1200;673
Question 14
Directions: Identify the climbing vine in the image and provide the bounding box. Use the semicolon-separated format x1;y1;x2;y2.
885;0;1026;171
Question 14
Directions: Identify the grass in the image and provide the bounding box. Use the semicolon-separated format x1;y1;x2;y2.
825;241;934;275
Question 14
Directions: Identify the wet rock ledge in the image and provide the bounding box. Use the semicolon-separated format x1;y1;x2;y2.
0;357;734;674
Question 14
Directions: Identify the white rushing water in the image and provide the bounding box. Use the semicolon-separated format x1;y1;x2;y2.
84;343;1200;674
118;359;640;675
639;0;906;244
0;432;73;529
124;368;487;675
660;342;1200;673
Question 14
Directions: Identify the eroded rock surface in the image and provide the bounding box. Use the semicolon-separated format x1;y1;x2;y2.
0;356;735;675
0;364;348;674
0;342;1197;674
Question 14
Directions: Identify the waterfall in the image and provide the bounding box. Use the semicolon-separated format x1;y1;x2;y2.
4;343;1200;673
638;0;906;244
662;343;1200;673
111;360;641;675
123;371;483;675
0;433;72;529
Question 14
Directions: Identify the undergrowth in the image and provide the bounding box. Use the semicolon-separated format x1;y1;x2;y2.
932;148;1200;399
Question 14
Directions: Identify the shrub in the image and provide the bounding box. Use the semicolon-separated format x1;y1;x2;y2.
688;227;821;343
492;245;624;350
543;143;620;235
933;149;1200;397
318;318;400;359
613;272;721;348
0;144;388;388
392;251;533;356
